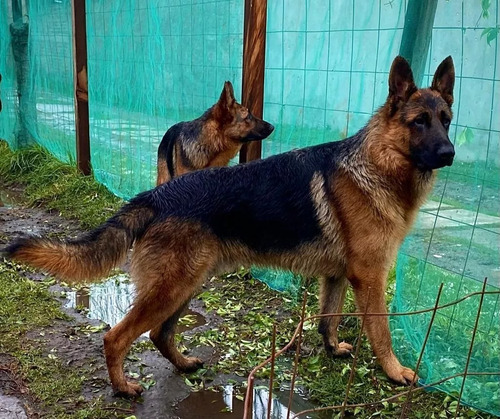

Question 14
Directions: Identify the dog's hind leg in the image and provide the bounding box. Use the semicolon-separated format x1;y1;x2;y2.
149;300;203;372
103;293;190;397
318;276;352;357
105;226;217;397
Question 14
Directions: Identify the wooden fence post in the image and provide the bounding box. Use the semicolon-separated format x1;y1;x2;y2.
239;0;268;163
71;0;90;175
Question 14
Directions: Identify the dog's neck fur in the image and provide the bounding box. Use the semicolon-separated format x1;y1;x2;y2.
195;106;236;154
339;105;435;220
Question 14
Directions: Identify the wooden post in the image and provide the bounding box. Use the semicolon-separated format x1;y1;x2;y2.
399;0;438;85
239;0;268;163
71;0;90;175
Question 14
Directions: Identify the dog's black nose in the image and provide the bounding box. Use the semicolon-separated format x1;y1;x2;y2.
437;144;455;166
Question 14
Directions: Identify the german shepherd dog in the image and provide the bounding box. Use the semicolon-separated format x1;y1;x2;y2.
156;81;274;185
4;56;455;397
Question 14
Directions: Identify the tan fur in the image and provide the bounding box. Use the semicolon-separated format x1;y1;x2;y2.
170;123;242;179
156;159;168;185
8;206;155;283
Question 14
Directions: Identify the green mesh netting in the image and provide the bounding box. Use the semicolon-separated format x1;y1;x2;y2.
1;0;499;414
23;1;75;160
254;1;407;293
86;0;244;198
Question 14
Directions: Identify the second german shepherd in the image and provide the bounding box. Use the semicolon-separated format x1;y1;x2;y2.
5;56;455;397
156;81;274;185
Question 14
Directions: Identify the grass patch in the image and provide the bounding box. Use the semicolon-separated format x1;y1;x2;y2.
0;140;122;228
0;260;131;418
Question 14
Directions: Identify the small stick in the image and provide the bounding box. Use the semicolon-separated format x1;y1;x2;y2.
453;278;488;419
286;289;308;419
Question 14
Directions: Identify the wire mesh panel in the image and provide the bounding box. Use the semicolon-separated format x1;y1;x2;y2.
86;0;245;199
262;0;407;157
391;1;500;415
254;0;408;303
25;0;76;162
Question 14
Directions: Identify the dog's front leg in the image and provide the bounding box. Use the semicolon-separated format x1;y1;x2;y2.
349;271;417;385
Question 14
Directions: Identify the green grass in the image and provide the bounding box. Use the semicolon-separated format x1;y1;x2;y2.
0;140;122;228
181;270;496;418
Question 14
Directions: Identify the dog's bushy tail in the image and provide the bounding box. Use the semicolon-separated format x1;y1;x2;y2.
4;202;155;283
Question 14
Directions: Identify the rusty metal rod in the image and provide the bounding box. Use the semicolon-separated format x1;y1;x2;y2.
243;375;255;419
400;282;444;418
286;290;308;419
267;323;277;419
244;288;499;419
291;371;500;418
341;287;371;417
453;278;488;419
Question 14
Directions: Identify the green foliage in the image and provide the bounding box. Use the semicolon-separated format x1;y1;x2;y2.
481;26;499;46
456;126;475;146
0;140;122;228
0;261;67;341
481;0;492;19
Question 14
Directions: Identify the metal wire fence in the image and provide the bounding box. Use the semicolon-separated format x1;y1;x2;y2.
244;281;500;418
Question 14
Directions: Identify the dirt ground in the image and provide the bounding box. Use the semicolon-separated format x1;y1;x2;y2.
0;184;250;418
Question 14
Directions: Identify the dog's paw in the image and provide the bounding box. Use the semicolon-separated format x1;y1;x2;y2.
113;381;144;398
177;356;204;373
388;366;419;385
325;341;353;358
335;341;353;357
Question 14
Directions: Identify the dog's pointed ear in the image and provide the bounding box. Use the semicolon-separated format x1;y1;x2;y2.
218;81;236;109
388;56;417;104
431;56;455;107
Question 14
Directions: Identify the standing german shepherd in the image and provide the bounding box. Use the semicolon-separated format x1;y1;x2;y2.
156;81;274;185
4;56;455;397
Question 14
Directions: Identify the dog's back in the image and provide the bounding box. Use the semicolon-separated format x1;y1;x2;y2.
149;137;359;258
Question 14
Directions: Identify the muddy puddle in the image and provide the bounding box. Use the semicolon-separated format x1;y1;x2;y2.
177;385;317;419
64;274;206;333
64;275;318;418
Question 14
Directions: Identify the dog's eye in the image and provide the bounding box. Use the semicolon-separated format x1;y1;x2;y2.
246;113;253;121
413;116;425;127
441;112;451;130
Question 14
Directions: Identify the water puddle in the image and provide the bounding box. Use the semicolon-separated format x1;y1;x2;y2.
177;385;317;418
65;274;206;332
